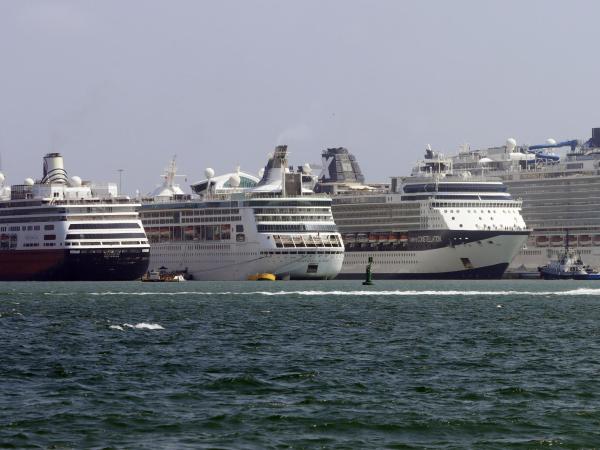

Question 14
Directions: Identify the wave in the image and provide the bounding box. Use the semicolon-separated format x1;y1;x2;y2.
85;288;600;297
108;323;164;330
123;323;164;330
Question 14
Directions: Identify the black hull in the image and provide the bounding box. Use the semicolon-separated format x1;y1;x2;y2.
335;262;509;280
0;248;149;281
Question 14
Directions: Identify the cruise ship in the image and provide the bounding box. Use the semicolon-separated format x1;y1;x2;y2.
316;147;529;278
0;153;150;280
449;127;600;272
139;146;344;280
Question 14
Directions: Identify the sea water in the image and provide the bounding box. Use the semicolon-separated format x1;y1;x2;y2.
1;280;600;448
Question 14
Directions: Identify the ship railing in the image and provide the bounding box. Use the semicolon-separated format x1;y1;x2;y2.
199;192;332;201
429;198;522;208
142;192;332;203
49;198;140;206
328;188;388;197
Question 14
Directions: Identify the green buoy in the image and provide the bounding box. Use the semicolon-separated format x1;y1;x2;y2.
363;256;374;285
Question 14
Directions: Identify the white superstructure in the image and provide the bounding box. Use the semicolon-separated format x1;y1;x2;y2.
0;153;149;280
317;147;529;278
450;128;600;273
140;147;344;280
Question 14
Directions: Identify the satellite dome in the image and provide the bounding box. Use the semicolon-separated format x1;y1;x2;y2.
24;178;34;186
506;138;517;150
229;174;241;187
546;138;557;145
302;163;312;174
70;176;82;187
0;173;5;184
205;167;215;179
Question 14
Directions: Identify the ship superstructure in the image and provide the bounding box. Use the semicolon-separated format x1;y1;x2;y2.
0;153;149;280
139;147;344;280
450;128;600;272
317;147;529;278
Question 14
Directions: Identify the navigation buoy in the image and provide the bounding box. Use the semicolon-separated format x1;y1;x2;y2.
363;256;374;285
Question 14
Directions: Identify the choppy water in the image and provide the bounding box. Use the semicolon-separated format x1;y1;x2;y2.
2;280;600;449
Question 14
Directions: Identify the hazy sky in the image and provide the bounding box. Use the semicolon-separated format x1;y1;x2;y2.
1;0;599;194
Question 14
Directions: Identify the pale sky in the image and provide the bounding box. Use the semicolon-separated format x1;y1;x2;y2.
1;0;599;194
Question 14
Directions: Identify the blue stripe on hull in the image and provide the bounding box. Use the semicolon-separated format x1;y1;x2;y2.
335;262;509;280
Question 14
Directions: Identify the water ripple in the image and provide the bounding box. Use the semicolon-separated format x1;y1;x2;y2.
2;279;600;448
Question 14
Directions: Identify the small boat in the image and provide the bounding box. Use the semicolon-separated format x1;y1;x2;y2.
247;273;276;281
538;251;587;279
539;231;600;280
141;268;186;282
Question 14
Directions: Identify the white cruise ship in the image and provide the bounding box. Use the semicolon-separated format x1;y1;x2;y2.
449;128;600;273
0;153;150;280
316;147;529;278
139;146;344;280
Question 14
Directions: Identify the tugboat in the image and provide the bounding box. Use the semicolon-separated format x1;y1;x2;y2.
538;231;600;279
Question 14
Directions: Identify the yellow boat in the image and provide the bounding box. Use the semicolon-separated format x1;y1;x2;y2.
247;273;276;281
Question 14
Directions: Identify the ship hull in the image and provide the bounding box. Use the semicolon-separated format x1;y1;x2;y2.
338;230;528;280
336;262;509;279
0;248;149;281
148;241;344;281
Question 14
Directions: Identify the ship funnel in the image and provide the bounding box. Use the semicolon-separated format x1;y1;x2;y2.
317;147;365;183
257;145;289;186
42;153;68;184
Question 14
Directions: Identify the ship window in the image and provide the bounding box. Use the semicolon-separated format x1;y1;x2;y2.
307;263;318;274
44;234;56;241
236;225;244;232
44;224;54;230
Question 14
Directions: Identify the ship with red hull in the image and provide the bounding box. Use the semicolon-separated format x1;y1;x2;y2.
0;153;150;281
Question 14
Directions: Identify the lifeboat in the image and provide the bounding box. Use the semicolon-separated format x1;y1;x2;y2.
356;233;368;242
377;232;390;242
342;233;356;244
550;235;564;247
536;236;549;247
579;235;591;246
593;235;600;245
388;232;400;242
